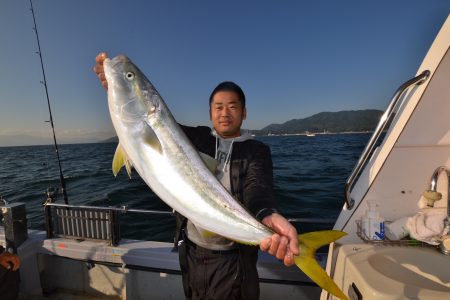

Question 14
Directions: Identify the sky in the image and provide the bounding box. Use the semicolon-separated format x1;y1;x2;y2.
1;0;450;146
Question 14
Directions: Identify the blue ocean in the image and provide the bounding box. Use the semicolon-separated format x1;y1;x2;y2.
0;133;370;242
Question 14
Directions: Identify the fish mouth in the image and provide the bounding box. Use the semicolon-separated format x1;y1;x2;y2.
111;54;130;64
105;55;130;73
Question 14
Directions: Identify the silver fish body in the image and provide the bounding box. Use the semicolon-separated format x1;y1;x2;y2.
104;55;272;244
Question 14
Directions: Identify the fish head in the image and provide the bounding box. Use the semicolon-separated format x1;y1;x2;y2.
104;55;161;125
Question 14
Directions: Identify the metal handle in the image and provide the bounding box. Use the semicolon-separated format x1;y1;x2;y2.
344;70;430;210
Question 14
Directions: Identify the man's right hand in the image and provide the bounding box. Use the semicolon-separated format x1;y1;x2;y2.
93;52;109;90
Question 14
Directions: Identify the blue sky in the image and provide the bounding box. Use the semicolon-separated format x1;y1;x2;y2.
1;0;450;146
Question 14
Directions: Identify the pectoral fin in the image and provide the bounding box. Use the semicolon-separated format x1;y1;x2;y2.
295;230;349;300
143;119;163;154
112;143;133;178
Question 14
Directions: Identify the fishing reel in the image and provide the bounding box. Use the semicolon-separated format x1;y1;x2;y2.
43;187;58;205
0;196;8;206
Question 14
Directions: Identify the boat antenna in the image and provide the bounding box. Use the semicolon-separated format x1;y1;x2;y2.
29;0;69;204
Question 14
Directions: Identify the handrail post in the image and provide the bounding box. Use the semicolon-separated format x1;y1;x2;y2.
344;70;430;210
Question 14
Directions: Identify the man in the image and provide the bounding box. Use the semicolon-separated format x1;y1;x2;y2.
0;246;20;300
94;53;299;299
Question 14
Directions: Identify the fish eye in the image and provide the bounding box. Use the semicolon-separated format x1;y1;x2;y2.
125;72;135;80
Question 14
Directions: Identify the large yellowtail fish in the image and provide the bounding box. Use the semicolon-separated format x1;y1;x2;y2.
104;55;348;300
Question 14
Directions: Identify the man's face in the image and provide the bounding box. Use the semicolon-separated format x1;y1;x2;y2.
210;91;247;138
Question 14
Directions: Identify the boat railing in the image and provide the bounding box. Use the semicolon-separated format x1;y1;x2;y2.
43;202;335;246
287;217;335;224
44;203;122;246
344;70;430;210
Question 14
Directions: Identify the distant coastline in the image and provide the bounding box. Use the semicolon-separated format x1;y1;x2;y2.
0;109;382;147
262;131;373;137
100;130;374;144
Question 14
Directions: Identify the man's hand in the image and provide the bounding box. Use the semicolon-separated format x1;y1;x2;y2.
93;52;109;90
0;252;20;271
260;213;298;266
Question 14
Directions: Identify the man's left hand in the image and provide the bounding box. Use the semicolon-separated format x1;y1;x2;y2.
260;213;298;266
0;252;20;271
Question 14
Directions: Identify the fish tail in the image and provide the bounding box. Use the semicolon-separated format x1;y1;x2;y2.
294;230;349;300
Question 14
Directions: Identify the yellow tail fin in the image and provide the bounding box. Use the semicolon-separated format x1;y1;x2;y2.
294;230;348;300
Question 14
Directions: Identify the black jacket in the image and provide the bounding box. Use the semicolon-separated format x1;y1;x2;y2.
174;125;278;299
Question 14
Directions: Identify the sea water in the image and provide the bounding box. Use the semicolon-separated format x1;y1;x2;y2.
0;133;370;242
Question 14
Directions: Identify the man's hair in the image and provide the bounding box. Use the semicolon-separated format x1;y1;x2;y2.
209;81;246;108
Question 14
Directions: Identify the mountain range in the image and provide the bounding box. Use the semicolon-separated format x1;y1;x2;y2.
255;109;383;135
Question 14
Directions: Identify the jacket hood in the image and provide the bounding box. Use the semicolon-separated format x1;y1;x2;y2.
210;129;253;142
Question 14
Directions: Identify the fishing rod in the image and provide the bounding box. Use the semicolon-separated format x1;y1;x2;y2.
29;0;69;204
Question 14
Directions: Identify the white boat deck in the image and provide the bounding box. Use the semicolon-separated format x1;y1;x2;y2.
2;228;322;299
